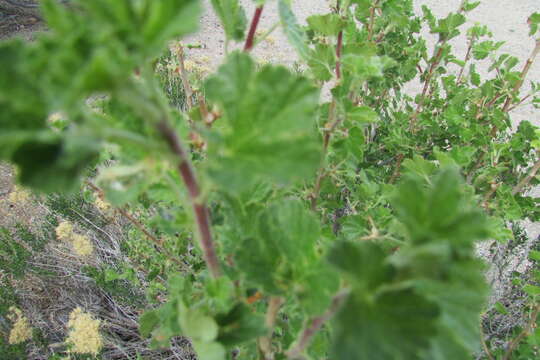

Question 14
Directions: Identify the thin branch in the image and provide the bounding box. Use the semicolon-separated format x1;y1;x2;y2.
502;39;540;113
507;94;532;112
175;44;194;111
258;296;284;360
479;319;495;360
502;304;540;360
252;21;279;49
335;30;343;79
155;119;221;278
485;92;504;109
410;42;444;130
244;6;264;52
482;182;500;210
334;0;343;79
511;153;540;195
286;290;350;359
310;1;346;210
197;91;210;125
389;153;405;184
457;36;476;85
410;1;467;131
310;100;339;211
85;181;192;273
367;0;380;42
466;152;486;184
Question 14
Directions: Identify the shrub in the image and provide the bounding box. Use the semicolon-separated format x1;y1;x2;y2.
0;0;539;359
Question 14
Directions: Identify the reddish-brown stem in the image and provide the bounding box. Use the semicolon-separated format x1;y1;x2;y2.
335;30;343;79
511;153;540;195
333;0;343;79
410;43;444;130
156;119;221;278
367;1;380;41
457;36;476;84
485;92;503;109
374;89;388;109
244;6;264;52
311;100;339;211
508;94;532;112
466;152;486;184
502;39;540;112
286;290;349;359
389;153;405;184
411;1;467;131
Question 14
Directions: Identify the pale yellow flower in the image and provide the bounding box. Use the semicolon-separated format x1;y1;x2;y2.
198;55;211;64
265;35;277;46
56;221;74;242
256;29;276;45
66;307;102;355
8;186;31;204
94;197;111;213
183;60;197;72
71;234;93;257
8;307;32;344
47;112;65;124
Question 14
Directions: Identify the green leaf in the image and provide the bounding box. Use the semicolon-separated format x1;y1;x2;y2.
524;284;540;297
352;0;372;20
279;0;311;60
140;0;202;52
235;199;321;294
340;43;396;88
417;261;488;359
348;106;379;125
494;302;509;315
192;341;227;360
204;52;320;193
462;1;481;12
307;43;336;81
215;303;267;346
298;262;340;315
328;241;394;292
139;310;160;338
433;13;466;40
473;41;503;60
332;289;439;360
390;167;490;359
530;250;540;262
211;0;247;41
178;305;219;342
394;167;489;249
529;13;540;36
307;14;346;36
1;0;202;194
11;135;99;193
